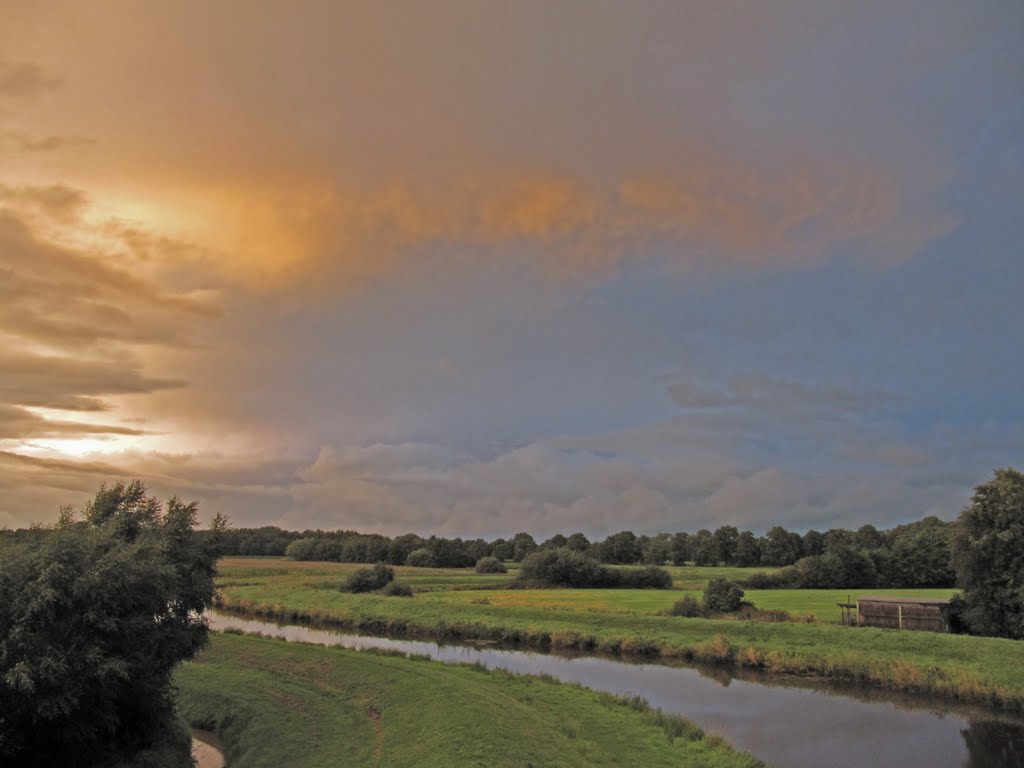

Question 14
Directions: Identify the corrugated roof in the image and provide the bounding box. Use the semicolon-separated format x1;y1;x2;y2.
857;595;951;605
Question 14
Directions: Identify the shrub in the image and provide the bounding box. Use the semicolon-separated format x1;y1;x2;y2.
702;578;745;613
616;565;673;589
405;548;436;568
381;581;413;597
343;563;395;593
519;548;607;587
518;548;672;589
474;556;508;574
953;467;1024;639
740;568;799;589
0;481;219;767
284;537;317;561
667;595;705;617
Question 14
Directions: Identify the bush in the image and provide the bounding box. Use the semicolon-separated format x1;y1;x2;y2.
667;595;705;617
381;581;413;597
740;568;799;589
952;468;1024;639
616;565;673;589
343;563;395;593
702;578;745;613
519;548;608;587
405;548;436;568
0;481;220;767
475;556;508;574
518;548;672;589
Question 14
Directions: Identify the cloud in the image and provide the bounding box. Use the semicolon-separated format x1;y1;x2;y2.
0;61;59;101
0;189;221;449
667;374;897;416
0;349;185;411
0;405;147;441
0;132;94;153
0;449;296;527
0;197;220;351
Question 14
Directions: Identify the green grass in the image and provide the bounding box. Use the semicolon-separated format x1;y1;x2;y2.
175;632;765;768
213;557;1024;710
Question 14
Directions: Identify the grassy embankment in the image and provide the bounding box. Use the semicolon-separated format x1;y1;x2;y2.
175;632;765;768
215;558;1020;710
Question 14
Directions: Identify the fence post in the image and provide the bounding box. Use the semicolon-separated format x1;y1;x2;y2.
898;603;903;630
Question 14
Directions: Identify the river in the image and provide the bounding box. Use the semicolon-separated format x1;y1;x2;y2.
207;610;1024;768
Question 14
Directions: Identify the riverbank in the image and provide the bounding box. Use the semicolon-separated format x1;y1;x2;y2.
215;559;1024;711
175;632;766;768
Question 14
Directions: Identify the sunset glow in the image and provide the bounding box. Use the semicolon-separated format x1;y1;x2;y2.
1;1;1021;533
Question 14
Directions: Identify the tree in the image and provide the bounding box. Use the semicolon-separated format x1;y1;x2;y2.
594;531;641;564
801;529;826;557
511;532;538;562
733;530;762;567
0;481;222;766
641;533;673;565
702;578;745;613
541;533;568;550
761;526;802;566
952;468;1024;639
405;547;436;567
852;524;885;552
689;529;719;566
565;532;591;552
712;525;739;565
669;532;691;565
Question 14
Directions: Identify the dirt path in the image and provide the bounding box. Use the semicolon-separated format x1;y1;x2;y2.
191;728;226;768
366;705;383;766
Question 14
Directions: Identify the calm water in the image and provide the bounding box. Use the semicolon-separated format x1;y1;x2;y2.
207;611;1024;768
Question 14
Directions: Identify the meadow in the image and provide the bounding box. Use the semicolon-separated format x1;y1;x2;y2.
214;557;1022;710
175;632;765;768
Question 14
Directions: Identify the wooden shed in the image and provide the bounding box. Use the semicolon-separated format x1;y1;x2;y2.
856;596;950;632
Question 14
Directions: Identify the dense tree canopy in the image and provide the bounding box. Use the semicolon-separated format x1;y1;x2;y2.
0;481;223;767
953;468;1024;639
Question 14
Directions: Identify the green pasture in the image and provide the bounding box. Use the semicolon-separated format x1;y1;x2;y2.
212;557;1023;709
176;632;764;768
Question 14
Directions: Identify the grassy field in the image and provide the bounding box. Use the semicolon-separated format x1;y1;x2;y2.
213;557;1023;710
218;557;955;618
176;632;765;768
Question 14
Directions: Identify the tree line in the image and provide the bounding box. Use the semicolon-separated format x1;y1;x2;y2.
198;515;956;589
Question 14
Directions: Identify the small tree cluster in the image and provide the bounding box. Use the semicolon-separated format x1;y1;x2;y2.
474;556;508;574
343;562;396;593
0;481;222;767
517;548;672;589
702;578;745;613
952;468;1024;639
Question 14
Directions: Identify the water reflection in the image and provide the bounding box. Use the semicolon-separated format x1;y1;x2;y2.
207;610;1024;768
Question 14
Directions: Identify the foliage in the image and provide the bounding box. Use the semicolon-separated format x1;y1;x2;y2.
739;568;799;589
617;565;674;589
668;595;706;618
952;467;1024;639
795;546;878;589
519;547;609;587
703;578;745;613
216;559;1021;710
343;563;396;593
475;556;508;574
380;581;413;597
511;532;538;562
518;548;672;589
248;513;961;589
0;481;221;767
405;547;437;568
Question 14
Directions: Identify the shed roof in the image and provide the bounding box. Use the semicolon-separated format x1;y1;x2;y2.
857;595;950;606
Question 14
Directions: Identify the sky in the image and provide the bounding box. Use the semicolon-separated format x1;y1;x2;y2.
1;1;1022;536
